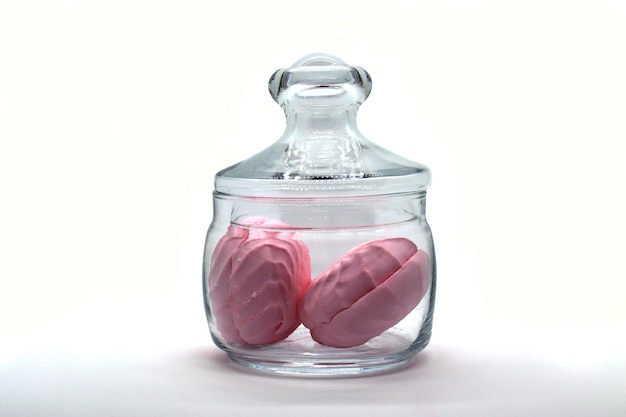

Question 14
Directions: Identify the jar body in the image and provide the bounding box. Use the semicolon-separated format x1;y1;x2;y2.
203;191;436;376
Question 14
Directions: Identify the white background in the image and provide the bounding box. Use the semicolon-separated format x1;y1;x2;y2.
1;1;625;416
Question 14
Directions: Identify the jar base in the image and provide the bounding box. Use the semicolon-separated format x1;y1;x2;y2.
215;326;430;377
227;350;419;377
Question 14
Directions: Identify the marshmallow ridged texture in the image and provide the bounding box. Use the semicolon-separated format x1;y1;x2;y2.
208;217;311;345
298;237;430;348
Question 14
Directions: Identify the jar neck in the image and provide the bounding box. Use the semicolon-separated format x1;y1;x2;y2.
284;104;360;138
278;104;365;179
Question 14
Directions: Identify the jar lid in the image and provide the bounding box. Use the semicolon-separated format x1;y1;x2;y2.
215;54;431;198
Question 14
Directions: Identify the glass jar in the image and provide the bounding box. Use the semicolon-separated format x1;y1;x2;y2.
202;54;436;376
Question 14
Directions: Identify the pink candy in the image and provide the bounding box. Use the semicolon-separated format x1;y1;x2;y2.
209;218;430;348
208;217;311;345
299;238;430;348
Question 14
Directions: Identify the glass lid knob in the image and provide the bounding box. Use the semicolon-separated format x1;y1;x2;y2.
268;53;372;108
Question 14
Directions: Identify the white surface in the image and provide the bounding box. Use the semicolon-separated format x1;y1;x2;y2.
1;1;626;415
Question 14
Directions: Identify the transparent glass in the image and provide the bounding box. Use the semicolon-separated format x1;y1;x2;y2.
203;54;436;376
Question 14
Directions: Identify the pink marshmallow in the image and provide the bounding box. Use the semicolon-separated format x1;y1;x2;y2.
209;218;311;345
298;237;430;348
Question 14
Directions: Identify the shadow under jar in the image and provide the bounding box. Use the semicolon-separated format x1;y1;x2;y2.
203;54;436;376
